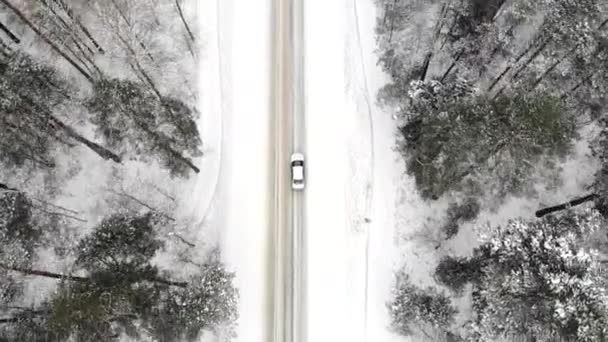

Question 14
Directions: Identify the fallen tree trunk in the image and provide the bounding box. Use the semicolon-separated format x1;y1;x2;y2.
535;193;599;218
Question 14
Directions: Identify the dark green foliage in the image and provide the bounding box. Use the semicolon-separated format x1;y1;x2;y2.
0;191;40;269
0;307;55;342
446;0;505;43
76;211;164;273
0;191;38;316
0;211;237;341
0;52;121;166
389;272;457;336
441;197;481;239
86;79;203;177
46;281;158;341
0;53;64;168
401;79;576;201
149;260;239;342
0;191;37;247
434;255;481;294
589;117;608;217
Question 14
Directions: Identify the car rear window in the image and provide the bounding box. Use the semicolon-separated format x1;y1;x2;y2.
293;166;304;180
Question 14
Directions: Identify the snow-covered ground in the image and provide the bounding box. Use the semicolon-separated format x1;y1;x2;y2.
303;0;351;339
349;1;410;341
198;0;273;341
305;0;405;341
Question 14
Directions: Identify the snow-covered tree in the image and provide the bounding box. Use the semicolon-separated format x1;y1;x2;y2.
400;79;576;201
438;210;608;341
441;197;481;240
537;115;608;218
0;211;238;341
86;78;202;177
0;190;39;253
0;52;121;167
0;190;40;312
389;271;457;338
435;255;483;295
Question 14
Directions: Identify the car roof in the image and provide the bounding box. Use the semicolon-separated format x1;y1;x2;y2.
291;152;304;162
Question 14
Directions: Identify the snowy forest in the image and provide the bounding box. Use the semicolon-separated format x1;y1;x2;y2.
0;0;237;341
375;0;608;341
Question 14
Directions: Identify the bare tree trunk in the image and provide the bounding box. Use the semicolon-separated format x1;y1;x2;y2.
488;65;511;91
53;33;96;76
169;232;196;248
535;193;599;218
33;205;87;222
433;3;449;39
441;50;462;82
510;37;552;81
41;0;96;57
526;17;608;92
23;153;55;168
531;47;576;89
175;0;195;42
491;0;507;21
109;0;154;62
70;36;102;76
599;17;608;30
0;263;89;282
184;33;195;58
0;311;48;324
150;183;176;202
491;86;505;101
30;197;79;215
561;72;596;100
159;140;200;173
53;0;105;53
439;9;460;51
419;52;433;81
0;0;92;82
1;263;188;288
137;117;201;174
488;36;543;91
0;183;18;191
0;20;19;43
48;116;122;163
387;0;397;44
106;186;175;221
150;277;187;288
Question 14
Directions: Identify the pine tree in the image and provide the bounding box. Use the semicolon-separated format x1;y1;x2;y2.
437;211;608;341
389;271;457;338
0;53;121;166
86;79;202;177
400;79;576;201
0;212;237;341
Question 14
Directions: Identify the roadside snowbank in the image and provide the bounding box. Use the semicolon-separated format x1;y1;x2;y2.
198;0;272;341
305;0;408;341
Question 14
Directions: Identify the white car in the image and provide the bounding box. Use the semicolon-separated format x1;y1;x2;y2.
290;152;305;190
